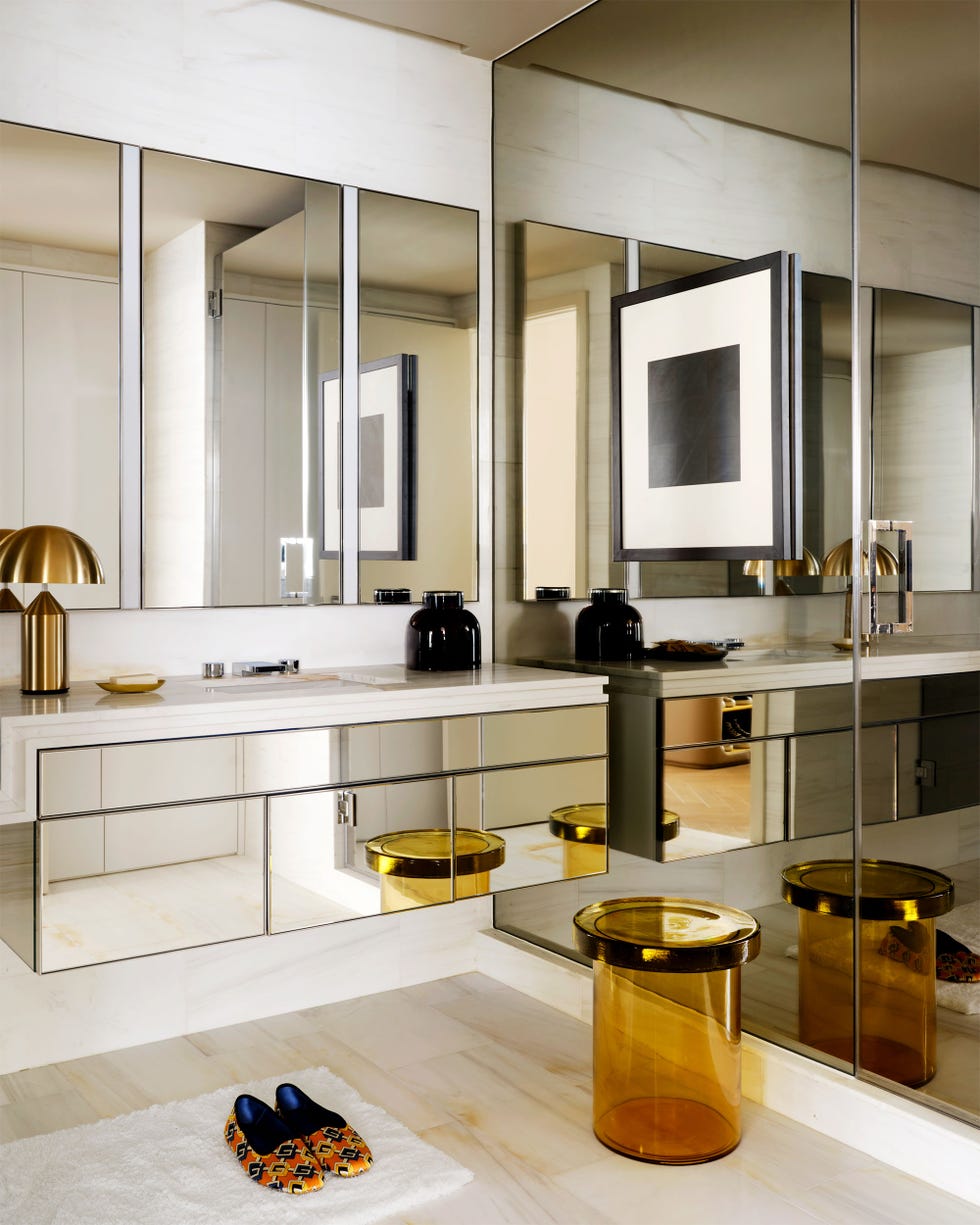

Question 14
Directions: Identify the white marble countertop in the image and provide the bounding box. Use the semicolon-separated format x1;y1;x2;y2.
524;634;980;698
0;663;608;824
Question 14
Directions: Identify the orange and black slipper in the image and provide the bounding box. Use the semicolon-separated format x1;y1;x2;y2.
275;1082;373;1177
224;1093;324;1193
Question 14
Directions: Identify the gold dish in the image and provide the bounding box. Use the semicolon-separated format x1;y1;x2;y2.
96;679;165;694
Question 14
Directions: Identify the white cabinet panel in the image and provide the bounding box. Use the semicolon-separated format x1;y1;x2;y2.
104;801;241;873
22;272;119;608
0;269;24;529
243;728;340;793
102;737;239;809
45;815;105;882
39;748;102;816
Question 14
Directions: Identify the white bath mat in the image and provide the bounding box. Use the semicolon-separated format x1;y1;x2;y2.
0;1065;472;1225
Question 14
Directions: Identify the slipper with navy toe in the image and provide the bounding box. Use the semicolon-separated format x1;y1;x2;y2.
275;1082;373;1177
224;1093;325;1193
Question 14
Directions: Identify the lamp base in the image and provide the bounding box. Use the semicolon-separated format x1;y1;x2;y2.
22;589;68;695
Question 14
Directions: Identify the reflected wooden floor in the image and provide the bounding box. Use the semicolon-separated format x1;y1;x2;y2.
1;973;976;1223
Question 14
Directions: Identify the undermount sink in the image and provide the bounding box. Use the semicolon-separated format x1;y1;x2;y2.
192;672;357;692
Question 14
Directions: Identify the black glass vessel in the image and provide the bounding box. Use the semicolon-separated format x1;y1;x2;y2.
406;591;481;671
575;588;643;661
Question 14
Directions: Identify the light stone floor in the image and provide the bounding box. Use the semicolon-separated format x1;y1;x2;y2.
1;972;977;1224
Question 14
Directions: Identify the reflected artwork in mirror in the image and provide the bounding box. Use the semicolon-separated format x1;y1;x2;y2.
358;191;479;603
0;121;121;610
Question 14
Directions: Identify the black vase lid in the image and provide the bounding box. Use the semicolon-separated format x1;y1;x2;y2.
374;588;411;604
588;587;629;604
422;590;464;609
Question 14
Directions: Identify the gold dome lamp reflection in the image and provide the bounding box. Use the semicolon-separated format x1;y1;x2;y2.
820;536;898;650
742;548;820;593
0;530;24;612
0;525;105;695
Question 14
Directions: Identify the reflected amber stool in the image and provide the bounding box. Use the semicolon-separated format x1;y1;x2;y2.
364;828;505;912
573;897;760;1164
549;803;606;876
781;859;954;1086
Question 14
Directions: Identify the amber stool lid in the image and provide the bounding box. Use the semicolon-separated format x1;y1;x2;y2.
364;828;505;879
574;897;760;973
549;803;606;844
781;859;954;921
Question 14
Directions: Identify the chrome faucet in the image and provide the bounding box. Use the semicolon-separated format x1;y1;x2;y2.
232;659;300;676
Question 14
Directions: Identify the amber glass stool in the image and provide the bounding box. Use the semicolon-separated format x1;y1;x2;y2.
364;828;505;911
573;897;760;1164
549;803;606;876
781;859;954;1086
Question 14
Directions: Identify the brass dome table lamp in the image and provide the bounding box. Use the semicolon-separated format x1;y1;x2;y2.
0;525;105;694
821;536;898;650
0;530;25;612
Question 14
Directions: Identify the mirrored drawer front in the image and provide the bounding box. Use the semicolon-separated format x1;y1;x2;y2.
481;706;606;767
38;798;264;972
39;737;240;815
344;718;481;783
39;748;102;816
243;727;342;794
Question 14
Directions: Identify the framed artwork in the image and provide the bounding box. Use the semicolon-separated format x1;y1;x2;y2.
319;353;417;560
612;250;801;562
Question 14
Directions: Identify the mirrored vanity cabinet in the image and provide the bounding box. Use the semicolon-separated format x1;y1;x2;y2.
0;666;606;972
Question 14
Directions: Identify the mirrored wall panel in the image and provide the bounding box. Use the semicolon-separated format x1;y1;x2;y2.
0;121;120;609
142;151;340;607
358;191;479;603
858;0;979;1124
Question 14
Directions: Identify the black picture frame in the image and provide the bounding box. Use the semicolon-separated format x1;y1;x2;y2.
612;249;801;562
319;353;417;561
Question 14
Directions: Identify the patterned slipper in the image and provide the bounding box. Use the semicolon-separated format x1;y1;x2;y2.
224;1094;324;1193
275;1082;373;1177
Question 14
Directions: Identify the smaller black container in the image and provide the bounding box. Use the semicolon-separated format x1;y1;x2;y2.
374;588;411;604
575;588;643;662
406;591;481;671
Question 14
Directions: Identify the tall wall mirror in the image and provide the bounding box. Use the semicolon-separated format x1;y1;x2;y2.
495;0;978;1132
142;151;340;608
0;120;120;609
357;192;479;603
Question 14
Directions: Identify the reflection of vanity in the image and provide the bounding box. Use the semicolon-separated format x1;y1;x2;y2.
526;638;980;863
0;665;607;972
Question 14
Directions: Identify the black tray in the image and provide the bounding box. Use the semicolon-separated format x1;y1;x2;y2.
643;641;729;663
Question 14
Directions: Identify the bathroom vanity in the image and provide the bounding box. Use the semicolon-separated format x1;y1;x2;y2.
526;637;980;862
0;664;607;972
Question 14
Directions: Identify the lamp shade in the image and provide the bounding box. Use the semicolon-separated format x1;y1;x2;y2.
0;525;105;585
742;548;820;578
820;538;899;577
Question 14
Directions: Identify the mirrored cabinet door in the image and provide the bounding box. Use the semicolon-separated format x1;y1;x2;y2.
0;121;120;609
463;758;608;891
269;777;455;930
358;191;479;603
39;799;265;971
142;150;340;607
